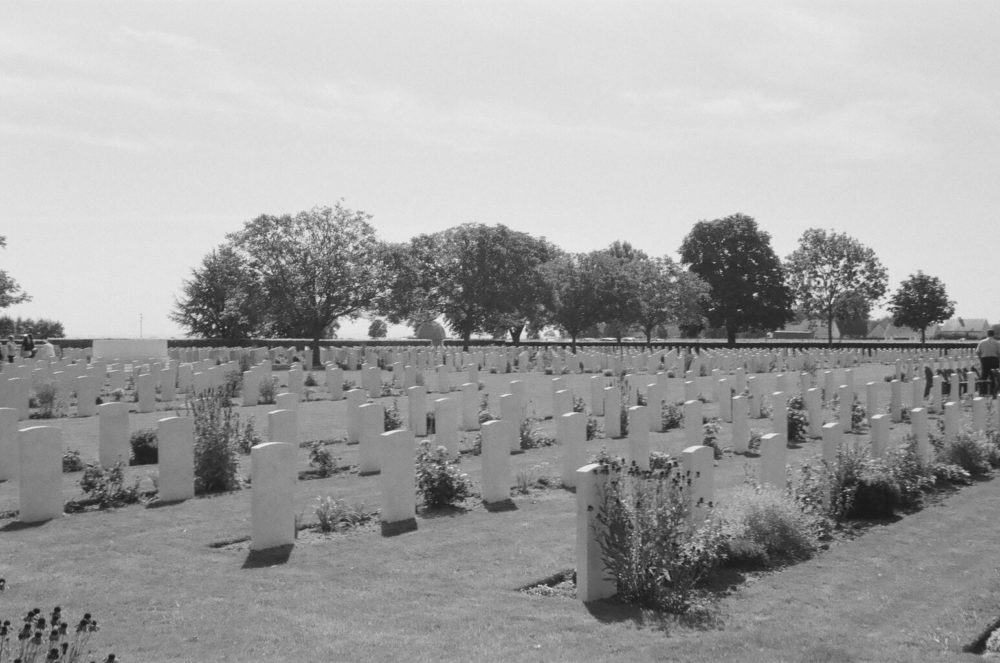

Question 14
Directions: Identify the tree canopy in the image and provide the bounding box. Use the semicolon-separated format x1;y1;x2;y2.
378;223;558;349
227;203;383;365
785;228;888;345
888;271;955;344
679;214;793;345
170;245;265;340
0;236;29;310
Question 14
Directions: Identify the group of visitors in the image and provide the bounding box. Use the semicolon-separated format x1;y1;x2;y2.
0;333;35;363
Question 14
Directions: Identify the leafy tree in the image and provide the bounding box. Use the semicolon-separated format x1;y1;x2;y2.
228;203;384;366
632;256;709;346
785;229;888;346
367;318;388;339
679;214;793;346
888;271;955;344
591;242;648;343
0;316;64;338
379;224;558;350
542;252;615;353
171;245;265;340
833;291;872;339
0;236;29;309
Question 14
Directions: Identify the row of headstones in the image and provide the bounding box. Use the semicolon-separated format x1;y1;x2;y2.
574;389;996;603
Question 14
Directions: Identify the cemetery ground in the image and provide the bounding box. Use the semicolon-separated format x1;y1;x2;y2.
0;364;999;661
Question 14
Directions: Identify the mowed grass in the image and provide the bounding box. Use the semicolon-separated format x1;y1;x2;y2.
0;360;997;661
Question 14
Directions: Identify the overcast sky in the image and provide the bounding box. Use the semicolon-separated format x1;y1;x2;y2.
2;1;997;339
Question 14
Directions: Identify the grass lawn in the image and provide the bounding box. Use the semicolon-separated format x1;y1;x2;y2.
0;359;997;661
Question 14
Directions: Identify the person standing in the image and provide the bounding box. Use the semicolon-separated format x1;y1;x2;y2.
976;329;1000;396
5;336;15;363
21;333;34;359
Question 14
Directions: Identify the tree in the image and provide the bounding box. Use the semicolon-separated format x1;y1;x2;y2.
367;318;388;339
0;236;29;309
592;242;647;343
888;271;955;344
171;245;265;340
785;228;888;346
679;214;794;346
632;256;709;346
228;203;384;366
378;224;558;350
542;252;614;353
0;316;64;338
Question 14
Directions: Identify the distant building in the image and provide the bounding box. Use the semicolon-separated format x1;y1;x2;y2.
773;319;840;340
867;321;933;341
936;318;990;340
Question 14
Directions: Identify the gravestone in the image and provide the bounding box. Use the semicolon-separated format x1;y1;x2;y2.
18;426;63;522
731;395;749;454
433;397;459;458
0;407;19;480
558;411;587;489
380;429;417;535
98;402;130;467
759;433;786;489
158;416;194;502
576;463;616;602
481;420;514;505
627;405;649;471
358;402;384;475
407;386;428;437
250;441;296;551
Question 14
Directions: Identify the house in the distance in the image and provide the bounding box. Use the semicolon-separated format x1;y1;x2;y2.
773;319;840;340
935;318;990;340
867;320;935;341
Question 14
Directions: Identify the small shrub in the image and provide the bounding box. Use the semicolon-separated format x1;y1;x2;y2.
572;395;587;414
595;457;726;613
851;399;867;432
308;441;340;477
618;403;629;437
77;460;142;509
986;627;1000;653
478;393;495;424
188;388;243;494
62;448;84;473
33;381;66;419
786;395;809;443
702;419;723;459
716;484;822;565
661;402;683;431
649;451;673;470
416;441;474;508
259;377;277;405
748;429;764;453
129;428;158;465
1;606;108;662
314;496;372;532
514;463;556;494
222;367;242;399
937;427;997;477
235;415;263;455
304;372;318;387
586;416;600;441
384;399;404;432
425;411;436;434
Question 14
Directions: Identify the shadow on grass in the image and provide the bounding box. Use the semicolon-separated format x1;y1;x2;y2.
1;519;50;532
419;505;470;519
483;499;517;513
583;598;723;633
242;543;293;569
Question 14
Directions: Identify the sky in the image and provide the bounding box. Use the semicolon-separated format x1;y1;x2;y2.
2;1;998;339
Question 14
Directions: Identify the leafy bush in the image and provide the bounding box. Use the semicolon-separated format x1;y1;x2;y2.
314;496;373;532
986;627;1000;654
384;399;403;432
416;441;474;508
649;451;673;470
478;393;495;424
304;372;317;387
62;448;84;473
586;416;600;441
786;395;809;443
514;463;557;494
187;389;243;494
937;427;998;477
77;460;142;509
307;441;340;477
883;440;936;509
258;377;277;405
595;458;726;613
716;484;822;566
519;416;555;450
222;367;242;399
33;381;66;419
129;428;158;465
235;415;263;455
702;419;723;459
661;402;683;431
748;429;764;453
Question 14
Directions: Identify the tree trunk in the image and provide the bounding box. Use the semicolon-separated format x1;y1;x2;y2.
644;328;653;349
311;333;322;369
462;330;472;352
508;324;524;345
920;327;926;345
827;314;834;347
570;333;577;354
726;326;736;347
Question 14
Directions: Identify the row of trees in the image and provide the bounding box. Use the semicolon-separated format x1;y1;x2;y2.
172;205;958;364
